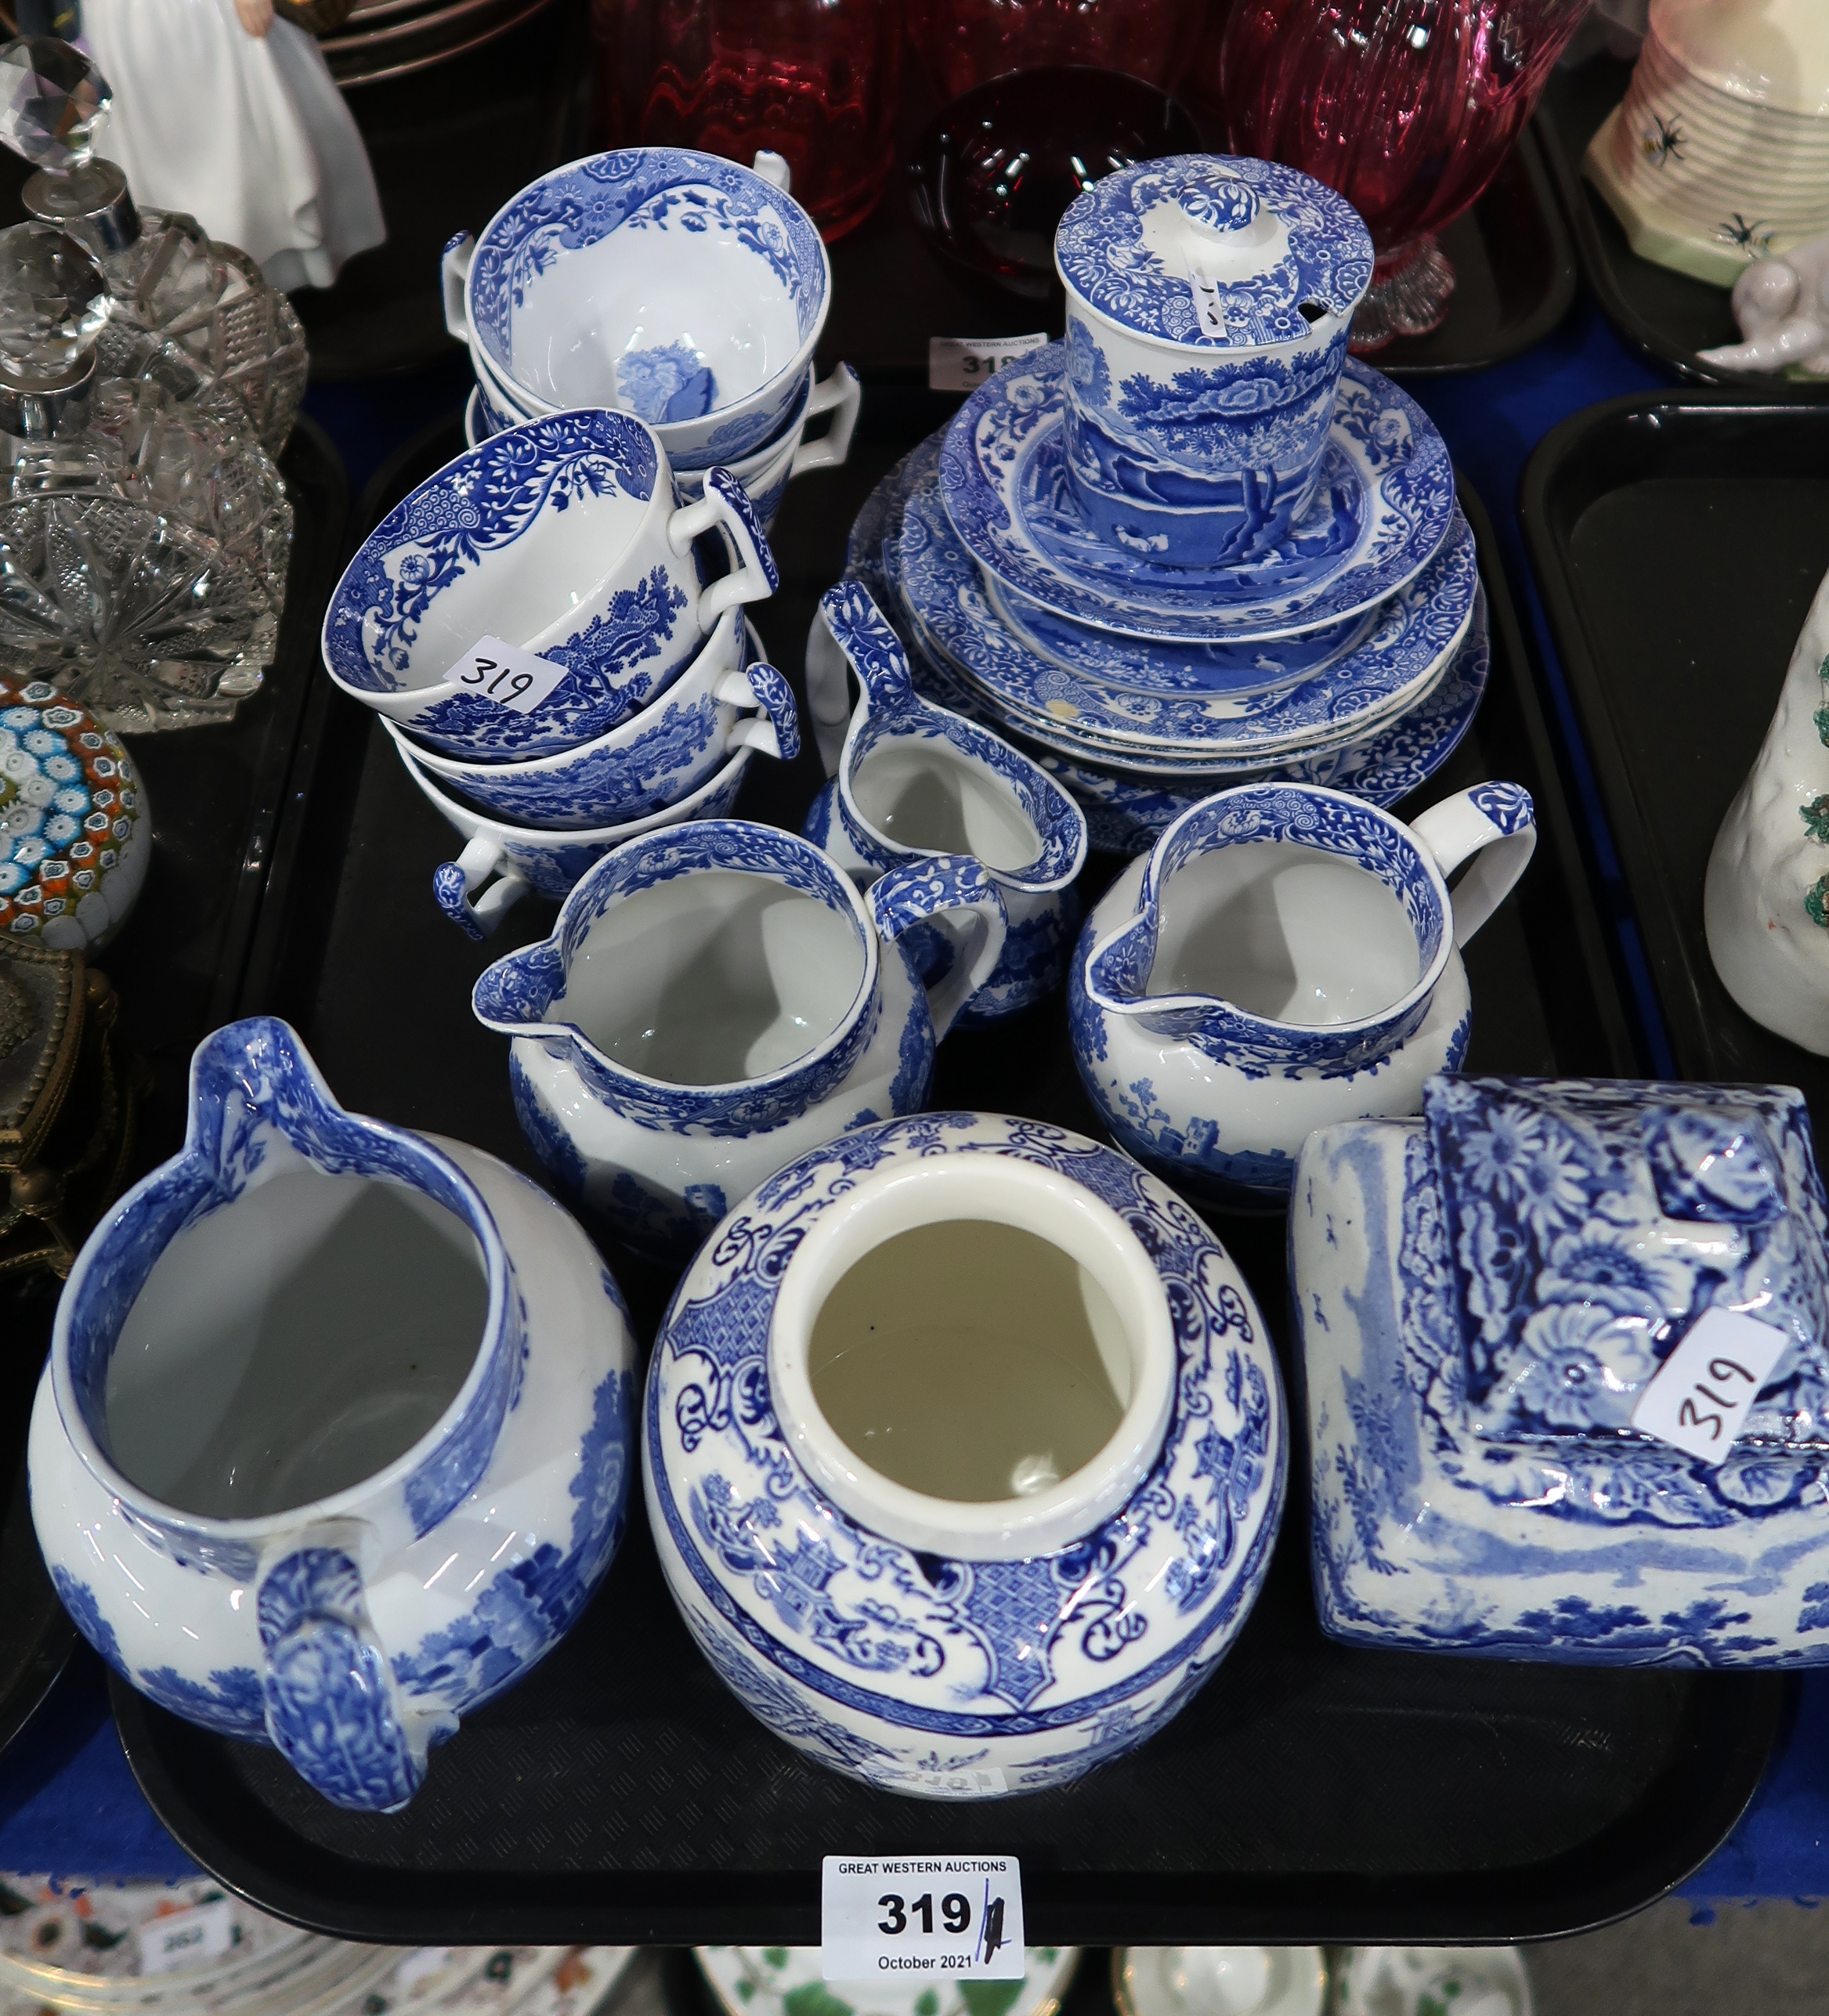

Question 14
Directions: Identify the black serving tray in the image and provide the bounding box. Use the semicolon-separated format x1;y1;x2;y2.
107;407;1784;1947
1523;392;1829;1140
822;92;1574;382
1536;58;1829;396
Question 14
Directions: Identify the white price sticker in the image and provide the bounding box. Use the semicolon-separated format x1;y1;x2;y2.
138;1897;237;1976
442;635;571;714
820;1855;1024;1982
1629;1305;1791;1465
927;334;1048;393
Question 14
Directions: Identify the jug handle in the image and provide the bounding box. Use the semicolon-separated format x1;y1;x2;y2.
718;660;802;764
670;467;780;630
433;836;530;942
257;1534;456;1815
441;232;475;343
1408;782;1538;949
792;365;862;476
804;602;855;777
869;854;1008;1042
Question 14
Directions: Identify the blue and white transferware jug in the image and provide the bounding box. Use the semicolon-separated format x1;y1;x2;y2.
471;818;1008;1261
1054;155;1372;569
643;1111;1287;1796
803;582;1087;1023
1071;780;1536;1203
1296;1075;1829;1666
320;410;778;763
29;1018;636;1812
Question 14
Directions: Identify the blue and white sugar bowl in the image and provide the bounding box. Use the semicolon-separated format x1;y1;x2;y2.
1296;1074;1829;1666
1054;155;1372;569
1069;779;1536;1205
471;819;1010;1261
321;409;778;763
803;581;1088;1023
29;1017;637;1812
642;1111;1287;1796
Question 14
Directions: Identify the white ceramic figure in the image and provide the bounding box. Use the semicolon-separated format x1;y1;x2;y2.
81;0;384;292
1585;0;1829;287
642;1111;1287;1795
1699;228;1829;375
30;1017;638;1812
1704;562;1829;1053
1069;779;1537;1204
471;819;1009;1261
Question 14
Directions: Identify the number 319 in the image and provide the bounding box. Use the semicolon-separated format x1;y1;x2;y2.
877;1893;971;1935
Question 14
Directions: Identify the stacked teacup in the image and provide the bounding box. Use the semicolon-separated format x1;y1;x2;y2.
320;406;801;938
443;148;860;535
848;155;1484;855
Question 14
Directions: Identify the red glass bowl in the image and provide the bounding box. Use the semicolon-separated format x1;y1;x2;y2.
907;66;1203;299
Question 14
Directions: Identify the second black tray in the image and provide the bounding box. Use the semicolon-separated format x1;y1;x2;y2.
1523;391;1829;1135
110;416;1780;1949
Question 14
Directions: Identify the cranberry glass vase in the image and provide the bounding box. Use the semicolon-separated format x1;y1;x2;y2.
1218;0;1589;348
909;0;1206;101
592;0;903;241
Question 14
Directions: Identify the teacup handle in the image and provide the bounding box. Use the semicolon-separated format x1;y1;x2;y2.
792;364;862;476
718;660;801;764
869;854;1008;1042
1408;781;1538;948
441;231;475;343
670;466;782;630
257;1530;455;1814
433;836;531;942
751;149;792;193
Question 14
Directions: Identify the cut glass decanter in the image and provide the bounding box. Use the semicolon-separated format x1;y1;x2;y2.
0;36;307;456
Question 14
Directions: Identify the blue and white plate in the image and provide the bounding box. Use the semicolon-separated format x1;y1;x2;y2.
938;344;1455;644
898;436;1476;757
912;602;1490;851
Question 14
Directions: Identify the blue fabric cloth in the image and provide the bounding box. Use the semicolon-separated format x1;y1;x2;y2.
2;298;1820;1904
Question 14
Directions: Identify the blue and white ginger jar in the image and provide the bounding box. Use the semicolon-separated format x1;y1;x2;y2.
642;1111;1287;1796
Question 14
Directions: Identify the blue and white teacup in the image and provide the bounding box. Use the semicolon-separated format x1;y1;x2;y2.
470;819;1009;1260
1054;155;1372;569
804;581;1087;1023
388;607;798;831
321;409;779;764
444;147;831;471
1071;779;1537;1204
392;731;757;941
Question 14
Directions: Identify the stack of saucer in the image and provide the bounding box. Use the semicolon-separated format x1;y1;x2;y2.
446;147;860;533
845;154;1486;855
320;409;801;939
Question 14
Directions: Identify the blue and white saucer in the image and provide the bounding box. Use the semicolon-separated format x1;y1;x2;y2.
909;600;1491;852
938;343;1456;645
896;435;1477;758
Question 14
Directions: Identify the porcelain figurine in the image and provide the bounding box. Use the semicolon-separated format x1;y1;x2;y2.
398;605;798;832
642;1109;1286;1794
1069;779;1536;1204
1051;154;1372;569
29;1017;637;1811
803;581;1087;1022
1586;0;1829;287
392;730;756;941
446;149;831;468
321;410;779;764
0;670;150;948
81;0;385;292
1699;227;1829;375
1296;1074;1829;1666
1704;562;1829;1052
471;819;1009;1261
